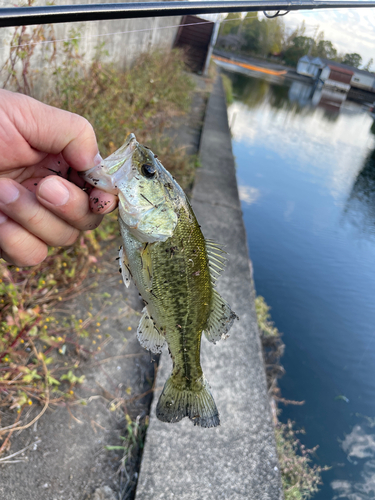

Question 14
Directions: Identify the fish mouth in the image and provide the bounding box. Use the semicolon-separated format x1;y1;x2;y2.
80;134;138;194
104;134;137;176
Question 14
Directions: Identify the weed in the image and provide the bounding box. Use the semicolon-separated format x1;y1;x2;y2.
221;73;234;104
0;27;196;459
255;295;285;390
255;296;328;499
275;420;330;500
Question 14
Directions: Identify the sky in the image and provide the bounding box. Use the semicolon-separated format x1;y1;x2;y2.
278;5;375;66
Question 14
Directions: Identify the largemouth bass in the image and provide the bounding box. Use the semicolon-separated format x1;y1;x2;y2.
82;134;238;428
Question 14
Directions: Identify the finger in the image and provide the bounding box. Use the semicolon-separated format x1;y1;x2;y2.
89;188;118;214
36;176;104;230
0;211;48;267
0;178;79;247
0;248;16;266
1;90;102;171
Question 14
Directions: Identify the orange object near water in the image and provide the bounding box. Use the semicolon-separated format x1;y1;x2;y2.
213;55;287;76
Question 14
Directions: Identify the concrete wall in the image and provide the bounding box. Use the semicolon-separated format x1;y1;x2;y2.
0;0;182;95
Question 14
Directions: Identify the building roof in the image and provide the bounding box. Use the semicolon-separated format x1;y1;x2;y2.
313;57;375;77
328;64;354;76
299;55;313;63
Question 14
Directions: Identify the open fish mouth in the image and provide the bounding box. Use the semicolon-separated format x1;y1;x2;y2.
80;133;138;194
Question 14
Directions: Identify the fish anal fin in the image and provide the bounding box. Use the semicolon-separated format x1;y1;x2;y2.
137;307;165;354
156;375;220;428
119;246;131;288
204;289;238;344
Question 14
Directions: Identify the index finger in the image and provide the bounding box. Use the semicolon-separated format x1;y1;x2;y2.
0;89;102;172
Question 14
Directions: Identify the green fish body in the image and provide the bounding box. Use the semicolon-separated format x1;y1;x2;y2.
82;134;238;428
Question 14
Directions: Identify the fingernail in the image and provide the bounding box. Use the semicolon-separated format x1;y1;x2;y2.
0;180;19;204
38;178;70;206
0;210;8;224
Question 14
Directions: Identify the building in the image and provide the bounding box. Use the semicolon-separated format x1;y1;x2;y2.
319;64;353;94
174;14;221;75
296;55;322;78
297;56;375;95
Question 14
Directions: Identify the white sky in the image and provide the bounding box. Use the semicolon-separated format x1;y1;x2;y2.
276;6;375;66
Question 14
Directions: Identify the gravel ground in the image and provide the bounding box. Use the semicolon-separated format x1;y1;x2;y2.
0;73;209;500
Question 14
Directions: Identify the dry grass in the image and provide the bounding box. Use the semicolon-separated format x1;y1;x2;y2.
1;35;197;458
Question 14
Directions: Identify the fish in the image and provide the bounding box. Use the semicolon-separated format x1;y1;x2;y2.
81;134;238;428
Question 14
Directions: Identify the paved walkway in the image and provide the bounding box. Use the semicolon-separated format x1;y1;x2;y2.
135;76;283;500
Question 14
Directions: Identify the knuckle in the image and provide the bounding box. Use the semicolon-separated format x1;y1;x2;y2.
26;204;45;228
72;114;95;140
21;247;48;267
84;217;102;231
68;205;102;230
2;235;48;267
62;227;79;247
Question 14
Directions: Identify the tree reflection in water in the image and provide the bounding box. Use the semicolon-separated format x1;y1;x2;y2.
344;148;375;238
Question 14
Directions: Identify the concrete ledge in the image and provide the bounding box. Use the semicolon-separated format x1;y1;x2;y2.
135;76;283;500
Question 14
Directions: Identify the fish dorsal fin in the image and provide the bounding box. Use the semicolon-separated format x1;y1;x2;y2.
204;289;239;344
119;246;131;288
137;307;165;354
205;239;227;285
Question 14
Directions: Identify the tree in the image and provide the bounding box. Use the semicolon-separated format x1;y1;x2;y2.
241;13;263;54
262;17;284;55
219;13;242;37
363;58;374;72
313;40;338;60
283;20;306;51
283;36;314;67
341;53;363;68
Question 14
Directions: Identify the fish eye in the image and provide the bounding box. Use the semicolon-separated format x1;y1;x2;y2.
141;163;157;178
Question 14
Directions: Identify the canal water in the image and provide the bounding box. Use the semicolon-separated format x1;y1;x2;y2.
224;68;375;499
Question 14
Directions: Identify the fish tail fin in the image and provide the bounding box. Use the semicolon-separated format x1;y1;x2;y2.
156;375;220;428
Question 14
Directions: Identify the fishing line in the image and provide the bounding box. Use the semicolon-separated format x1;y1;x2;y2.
0;13;259;54
0;20;212;53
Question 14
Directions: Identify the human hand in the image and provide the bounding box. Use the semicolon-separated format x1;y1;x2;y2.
0;89;118;267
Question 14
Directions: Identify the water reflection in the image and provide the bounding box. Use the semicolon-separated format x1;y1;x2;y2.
226;66;375;499
288;81;314;107
230;72;270;109
238;185;261;205
344;148;375;237
228;69;345;121
332;421;375;499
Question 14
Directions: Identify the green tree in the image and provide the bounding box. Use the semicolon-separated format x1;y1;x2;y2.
241;13;263;54
283;20;306;51
262;17;284;55
219;13;242;36
341;52;363;68
283;36;314;67
313;39;337;60
238;14;284;57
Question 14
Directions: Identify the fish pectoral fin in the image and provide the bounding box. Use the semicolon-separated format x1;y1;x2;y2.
119;246;131;288
137;307;165;354
140;242;153;288
205;239;227;284
204;289;239;344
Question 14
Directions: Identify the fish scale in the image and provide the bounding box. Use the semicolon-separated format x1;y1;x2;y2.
82;133;238;428
150;207;211;391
